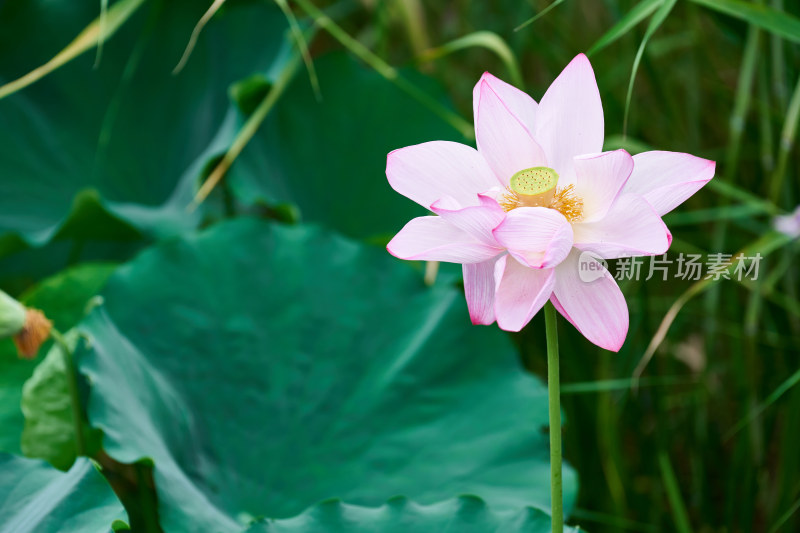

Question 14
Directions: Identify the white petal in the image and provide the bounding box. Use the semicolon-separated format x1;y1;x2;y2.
493;255;556;332
492;207;573;268
572;194;671;259
431;194;505;245
475;78;547;184
472;72;538;134
534;54;604;187
387;141;499;209
574;150;634;221
551;250;628;351
463;257;500;325
623;151;716;216
387;216;501;263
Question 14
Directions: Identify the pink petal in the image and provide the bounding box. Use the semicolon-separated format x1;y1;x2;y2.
551;250;628;351
387;141;499;209
431;195;506;245
572;194;671;258
623;151;716;216
493;255;556;332
472;72;538;134
534;54;604;187
463;257;500;325
492;207;573;268
387;216;501;263
475;79;547;184
574;149;634;221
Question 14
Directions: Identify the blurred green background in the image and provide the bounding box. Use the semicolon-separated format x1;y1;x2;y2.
0;0;799;532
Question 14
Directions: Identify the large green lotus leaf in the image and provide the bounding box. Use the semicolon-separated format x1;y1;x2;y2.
246;496;584;532
77;219;577;532
0;454;125;532
21;331;104;471
0;0;287;246
228;52;465;242
0;263;116;454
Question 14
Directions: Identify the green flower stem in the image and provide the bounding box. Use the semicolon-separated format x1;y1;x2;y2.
50;328;87;457
544;301;563;533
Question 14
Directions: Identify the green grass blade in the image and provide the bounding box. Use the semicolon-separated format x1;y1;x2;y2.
725;21;761;183
706;179;781;215
658;451;694;533
770;498;800;533
757;51;776;173
623;0;678;136
275;0;321;101
561;376;692;394
664;204;768;226
587;0;662;56
0;0;146;100
173;0;227;74
417;31;524;89
725;367;800;440
94;0;109;67
514;0;565;31
394;0;430;55
768;73;800;204
690;0;800;44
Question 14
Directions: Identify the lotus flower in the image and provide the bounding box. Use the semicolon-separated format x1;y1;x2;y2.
386;54;715;351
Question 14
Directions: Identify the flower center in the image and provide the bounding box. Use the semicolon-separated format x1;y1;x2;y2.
499;166;584;222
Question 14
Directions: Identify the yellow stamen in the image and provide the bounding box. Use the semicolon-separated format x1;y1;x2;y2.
499;187;522;212
550;184;584;222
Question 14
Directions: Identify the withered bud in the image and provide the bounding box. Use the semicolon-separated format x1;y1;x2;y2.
12;308;53;359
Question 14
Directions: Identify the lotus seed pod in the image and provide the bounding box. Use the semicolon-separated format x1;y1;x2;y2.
509;167;559;207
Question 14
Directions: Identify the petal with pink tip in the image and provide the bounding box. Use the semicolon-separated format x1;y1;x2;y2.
463;257;501;325
472;72;538;134
534;54;604;186
623;151;716;215
572;194;671;259
574;149;634;221
431;195;506;245
387;141;500;209
492;207;573;268
493;255;556;332
387;216;501;263
551;250;628;351
475;79;547;183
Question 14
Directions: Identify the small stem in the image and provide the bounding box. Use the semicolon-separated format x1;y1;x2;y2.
51;328;87;457
544;302;563;533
